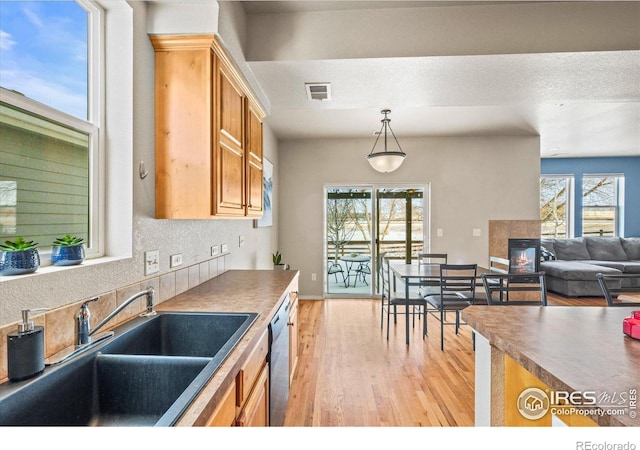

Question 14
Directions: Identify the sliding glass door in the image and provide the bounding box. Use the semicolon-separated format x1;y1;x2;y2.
325;185;426;297
326;187;373;295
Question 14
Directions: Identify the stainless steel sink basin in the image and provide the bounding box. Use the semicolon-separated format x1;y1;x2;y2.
0;311;258;426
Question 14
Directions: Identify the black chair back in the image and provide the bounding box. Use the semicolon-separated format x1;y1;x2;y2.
481;272;548;306
596;273;640;307
439;264;477;303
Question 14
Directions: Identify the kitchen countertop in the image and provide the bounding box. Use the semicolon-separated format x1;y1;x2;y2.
155;269;299;426
462;305;640;427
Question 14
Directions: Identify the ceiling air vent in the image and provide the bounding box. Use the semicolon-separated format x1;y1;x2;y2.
305;83;331;101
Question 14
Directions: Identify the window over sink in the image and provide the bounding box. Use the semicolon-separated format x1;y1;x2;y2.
0;1;103;261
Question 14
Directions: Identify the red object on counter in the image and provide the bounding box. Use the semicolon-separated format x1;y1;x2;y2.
623;311;640;340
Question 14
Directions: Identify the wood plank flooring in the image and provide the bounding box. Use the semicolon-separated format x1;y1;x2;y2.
283;293;607;426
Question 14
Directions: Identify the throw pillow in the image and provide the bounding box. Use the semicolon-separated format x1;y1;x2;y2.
540;246;556;262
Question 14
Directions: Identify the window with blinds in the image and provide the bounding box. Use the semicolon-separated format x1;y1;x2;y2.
0;101;90;249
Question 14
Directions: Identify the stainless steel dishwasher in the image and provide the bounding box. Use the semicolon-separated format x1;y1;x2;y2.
268;294;290;426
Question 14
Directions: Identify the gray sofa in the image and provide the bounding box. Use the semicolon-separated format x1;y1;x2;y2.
539;237;640;297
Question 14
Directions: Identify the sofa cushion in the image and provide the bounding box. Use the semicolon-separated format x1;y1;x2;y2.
583;260;627;271
552;238;591;260
539;260;621;281
619;262;640;274
621;237;640;260
585;237;628;261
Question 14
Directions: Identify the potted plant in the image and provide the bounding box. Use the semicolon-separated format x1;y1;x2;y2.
51;234;85;266
0;237;40;275
272;251;285;270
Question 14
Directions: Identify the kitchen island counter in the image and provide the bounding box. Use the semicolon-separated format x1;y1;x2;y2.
462;305;640;427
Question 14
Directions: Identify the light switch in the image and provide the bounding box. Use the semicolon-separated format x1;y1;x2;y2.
473;228;482;237
436;228;443;237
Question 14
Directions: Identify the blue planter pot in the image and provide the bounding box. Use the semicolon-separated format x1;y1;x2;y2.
51;245;85;266
0;249;40;275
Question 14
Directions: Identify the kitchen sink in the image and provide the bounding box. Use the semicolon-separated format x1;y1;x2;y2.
0;311;258;426
105;312;254;357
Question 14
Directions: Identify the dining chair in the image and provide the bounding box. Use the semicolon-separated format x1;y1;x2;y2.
328;261;346;287
481;272;548;306
474;256;510;304
424;264;477;351
596;273;640;307
416;253;448;298
381;255;428;339
356;261;372;286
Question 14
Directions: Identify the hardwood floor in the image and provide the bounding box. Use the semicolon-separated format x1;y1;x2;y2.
283;293;607;426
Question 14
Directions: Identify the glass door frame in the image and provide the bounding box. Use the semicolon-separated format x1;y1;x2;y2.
323;183;430;298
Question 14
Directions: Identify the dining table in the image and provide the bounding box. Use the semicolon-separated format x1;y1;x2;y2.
339;254;371;287
389;262;490;345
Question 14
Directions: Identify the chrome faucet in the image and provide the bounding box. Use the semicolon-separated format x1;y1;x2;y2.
75;287;156;346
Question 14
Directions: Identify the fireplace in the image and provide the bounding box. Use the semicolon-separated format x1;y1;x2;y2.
508;238;540;275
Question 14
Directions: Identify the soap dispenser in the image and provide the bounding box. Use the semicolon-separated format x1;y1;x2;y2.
7;308;48;381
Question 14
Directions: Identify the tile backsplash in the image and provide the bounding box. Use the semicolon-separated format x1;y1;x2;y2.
0;254;227;383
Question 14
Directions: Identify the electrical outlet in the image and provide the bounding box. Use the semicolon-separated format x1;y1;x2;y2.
473;228;482;237
221;243;228;253
239;235;245;247
145;250;159;275
170;253;183;268
211;245;219;256
311;273;317;281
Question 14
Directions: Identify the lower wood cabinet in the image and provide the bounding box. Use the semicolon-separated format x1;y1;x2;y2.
204;379;236;427
236;363;269;427
236;328;269;427
204;329;269;427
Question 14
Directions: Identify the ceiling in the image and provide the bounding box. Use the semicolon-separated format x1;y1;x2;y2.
230;1;640;158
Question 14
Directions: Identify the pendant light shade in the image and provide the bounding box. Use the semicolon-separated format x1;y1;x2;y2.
366;109;406;173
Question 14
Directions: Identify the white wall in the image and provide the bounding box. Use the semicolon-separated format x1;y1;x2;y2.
0;2;278;327
278;136;540;298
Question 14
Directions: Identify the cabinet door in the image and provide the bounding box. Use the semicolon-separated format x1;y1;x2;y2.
289;293;299;386
204;379;236;427
214;56;246;216
236;362;269;427
245;100;263;217
152;39;213;219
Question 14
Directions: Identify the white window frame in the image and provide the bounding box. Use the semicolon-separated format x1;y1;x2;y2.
540;175;574;238
581;173;625;237
0;0;104;263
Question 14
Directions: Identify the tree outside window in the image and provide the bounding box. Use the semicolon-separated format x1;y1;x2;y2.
540;176;572;238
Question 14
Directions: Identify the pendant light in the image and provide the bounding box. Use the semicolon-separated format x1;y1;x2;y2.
366;109;406;173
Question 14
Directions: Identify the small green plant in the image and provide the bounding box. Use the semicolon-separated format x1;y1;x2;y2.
53;234;85;247
0;237;39;252
272;251;282;265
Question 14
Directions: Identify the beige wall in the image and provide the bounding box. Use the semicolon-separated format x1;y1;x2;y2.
278;136;541;298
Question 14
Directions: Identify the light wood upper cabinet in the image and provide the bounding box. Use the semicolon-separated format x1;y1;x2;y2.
245;101;264;217
150;34;265;219
213;58;246;216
